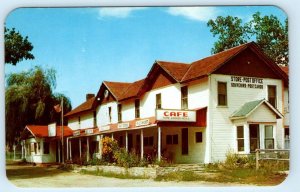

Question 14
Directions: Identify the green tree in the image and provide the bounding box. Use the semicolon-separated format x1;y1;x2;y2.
5;27;35;65
207;12;288;66
5;66;72;147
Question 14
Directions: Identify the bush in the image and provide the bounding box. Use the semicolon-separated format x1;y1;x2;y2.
224;150;255;169
102;136;119;163
113;148;140;168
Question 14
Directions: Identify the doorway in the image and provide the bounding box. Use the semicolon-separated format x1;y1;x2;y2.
181;128;188;155
249;124;260;152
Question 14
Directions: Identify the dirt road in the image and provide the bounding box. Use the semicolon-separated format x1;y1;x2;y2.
6;163;250;188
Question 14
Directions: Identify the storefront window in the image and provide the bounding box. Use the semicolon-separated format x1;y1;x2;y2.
44;142;50;154
218;82;227;106
195;132;203;143
166;135;178;145
237;126;244;151
265;125;274;149
144;136;154;146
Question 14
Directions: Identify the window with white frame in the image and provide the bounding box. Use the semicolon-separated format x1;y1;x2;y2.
218;82;227;106
268;85;277;108
156;93;162;109
237;126;244;152
181;86;188;109
265;125;274;149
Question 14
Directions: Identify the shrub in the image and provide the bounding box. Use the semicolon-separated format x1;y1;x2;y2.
113;148;140;168
224;150;255;169
101;136;119;163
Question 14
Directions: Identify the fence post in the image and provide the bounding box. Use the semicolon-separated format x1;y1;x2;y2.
256;149;259;170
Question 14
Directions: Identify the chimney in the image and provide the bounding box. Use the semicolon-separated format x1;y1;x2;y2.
86;93;95;101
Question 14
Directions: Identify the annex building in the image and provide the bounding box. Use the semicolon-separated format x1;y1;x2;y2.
21;42;290;164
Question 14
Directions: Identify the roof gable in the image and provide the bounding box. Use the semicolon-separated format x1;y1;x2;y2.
156;60;190;82
230;99;283;120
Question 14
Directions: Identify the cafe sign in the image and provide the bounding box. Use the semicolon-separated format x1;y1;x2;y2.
156;109;196;122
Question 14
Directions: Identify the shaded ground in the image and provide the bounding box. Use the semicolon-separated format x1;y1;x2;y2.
6;161;252;187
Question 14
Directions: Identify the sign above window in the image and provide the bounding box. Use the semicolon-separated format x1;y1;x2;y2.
230;76;263;89
136;119;150;127
156;109;196;122
118;122;130;129
100;125;110;131
85;129;94;135
73;130;80;136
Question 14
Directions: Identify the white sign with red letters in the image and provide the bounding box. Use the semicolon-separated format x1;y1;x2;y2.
156;109;196;122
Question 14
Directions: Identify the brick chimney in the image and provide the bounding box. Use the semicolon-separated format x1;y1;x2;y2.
86;93;95;101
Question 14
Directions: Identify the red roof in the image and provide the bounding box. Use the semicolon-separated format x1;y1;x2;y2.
156;61;190;82
280;66;289;76
65;96;95;117
25;125;73;138
104;81;131;100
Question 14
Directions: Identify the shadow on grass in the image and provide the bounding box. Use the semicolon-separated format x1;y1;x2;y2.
6;161;65;180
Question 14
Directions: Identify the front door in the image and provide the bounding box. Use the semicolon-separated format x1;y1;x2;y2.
249;124;260;152
182;128;188;155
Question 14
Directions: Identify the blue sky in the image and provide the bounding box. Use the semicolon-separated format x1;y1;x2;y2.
4;6;287;108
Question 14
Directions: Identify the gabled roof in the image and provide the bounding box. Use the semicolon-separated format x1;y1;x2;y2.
156;60;190;82
230;99;283;120
119;79;145;101
280;66;289;76
103;81;131;100
181;43;249;82
25;125;73;138
65;96;95;117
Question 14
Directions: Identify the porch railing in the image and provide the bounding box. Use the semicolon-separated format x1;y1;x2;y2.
255;149;290;170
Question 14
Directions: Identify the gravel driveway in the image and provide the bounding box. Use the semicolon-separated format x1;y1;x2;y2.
6;162;250;188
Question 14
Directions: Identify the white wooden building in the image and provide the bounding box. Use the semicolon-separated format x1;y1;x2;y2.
65;42;289;164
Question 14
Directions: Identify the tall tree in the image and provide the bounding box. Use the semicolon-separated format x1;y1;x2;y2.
4;27;35;65
207;12;288;66
5;66;72;147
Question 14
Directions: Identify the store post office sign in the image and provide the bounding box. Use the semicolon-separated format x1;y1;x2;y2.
156;109;196;122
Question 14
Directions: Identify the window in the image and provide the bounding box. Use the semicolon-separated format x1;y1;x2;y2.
195;132;203;143
30;143;35;152
118;104;122;122
135;99;140;118
156;93;162;109
108;107;112;123
93;111;97;127
236;126;244;152
265;125;274;149
44;142;50;154
284;128;290;149
166;135;178;145
144;136;154;146
181;86;188;109
34;143;38;154
218;82;227;106
78;116;81;127
268;85;277;108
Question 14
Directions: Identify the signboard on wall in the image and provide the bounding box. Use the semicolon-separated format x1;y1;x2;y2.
156;109;196;122
118;122;130;129
48;123;56;137
230;76;263;89
100;125;110;131
73;130;80;136
85;129;94;135
136;119;150;127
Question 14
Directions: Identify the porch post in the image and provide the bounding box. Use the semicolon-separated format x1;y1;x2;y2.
58;140;61;163
99;135;103;159
158;127;161;161
125;131;128;152
21;141;24;159
69;139;72;161
79;138;82;158
66;137;69;160
141;129;144;159
87;137;90;162
24;140;27;158
111;133;114;140
244;124;250;154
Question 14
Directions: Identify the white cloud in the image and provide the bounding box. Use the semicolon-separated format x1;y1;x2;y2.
167;7;220;22
98;7;147;19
